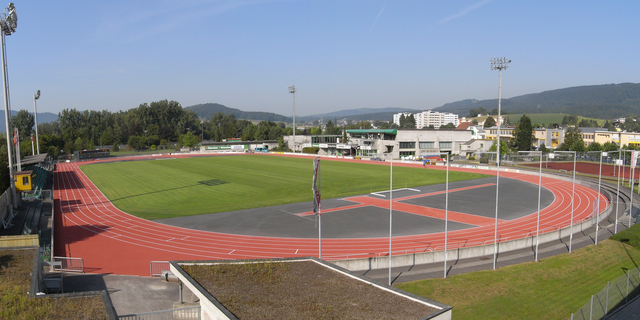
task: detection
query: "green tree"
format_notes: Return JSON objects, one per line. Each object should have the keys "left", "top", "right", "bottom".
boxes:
{"left": 539, "top": 143, "right": 548, "bottom": 153}
{"left": 439, "top": 123, "right": 456, "bottom": 130}
{"left": 513, "top": 114, "right": 533, "bottom": 151}
{"left": 489, "top": 140, "right": 510, "bottom": 156}
{"left": 602, "top": 141, "right": 619, "bottom": 152}
{"left": 603, "top": 121, "right": 616, "bottom": 131}
{"left": 571, "top": 139, "right": 586, "bottom": 152}
{"left": 586, "top": 142, "right": 602, "bottom": 152}
{"left": 484, "top": 116, "right": 496, "bottom": 128}
{"left": 11, "top": 109, "right": 35, "bottom": 140}
{"left": 74, "top": 137, "right": 85, "bottom": 151}
{"left": 181, "top": 132, "right": 198, "bottom": 148}
{"left": 558, "top": 127, "right": 583, "bottom": 151}
{"left": 127, "top": 136, "right": 145, "bottom": 150}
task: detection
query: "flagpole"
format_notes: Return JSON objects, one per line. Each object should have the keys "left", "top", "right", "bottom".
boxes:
{"left": 388, "top": 153, "right": 393, "bottom": 286}
{"left": 312, "top": 157, "right": 322, "bottom": 259}
{"left": 319, "top": 158, "right": 322, "bottom": 259}
{"left": 630, "top": 151, "right": 636, "bottom": 228}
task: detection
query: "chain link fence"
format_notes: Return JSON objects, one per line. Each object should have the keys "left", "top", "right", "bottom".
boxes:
{"left": 570, "top": 267, "right": 640, "bottom": 320}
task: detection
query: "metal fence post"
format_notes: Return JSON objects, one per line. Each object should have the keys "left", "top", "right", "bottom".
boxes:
{"left": 627, "top": 271, "right": 630, "bottom": 304}
{"left": 589, "top": 295, "right": 593, "bottom": 320}
{"left": 606, "top": 281, "right": 610, "bottom": 315}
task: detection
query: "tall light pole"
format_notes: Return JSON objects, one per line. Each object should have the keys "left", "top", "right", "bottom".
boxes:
{"left": 443, "top": 153, "right": 450, "bottom": 278}
{"left": 491, "top": 57, "right": 510, "bottom": 269}
{"left": 613, "top": 150, "right": 623, "bottom": 233}
{"left": 555, "top": 151, "right": 576, "bottom": 252}
{"left": 288, "top": 85, "right": 296, "bottom": 153}
{"left": 33, "top": 90, "right": 40, "bottom": 154}
{"left": 588, "top": 150, "right": 604, "bottom": 245}
{"left": 519, "top": 151, "right": 543, "bottom": 261}
{"left": 200, "top": 120, "right": 204, "bottom": 142}
{"left": 1, "top": 3, "right": 17, "bottom": 211}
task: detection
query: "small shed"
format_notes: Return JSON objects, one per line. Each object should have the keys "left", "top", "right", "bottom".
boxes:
{"left": 15, "top": 170, "right": 33, "bottom": 191}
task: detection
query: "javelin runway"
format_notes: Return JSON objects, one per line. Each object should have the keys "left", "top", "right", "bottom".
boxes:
{"left": 53, "top": 154, "right": 609, "bottom": 276}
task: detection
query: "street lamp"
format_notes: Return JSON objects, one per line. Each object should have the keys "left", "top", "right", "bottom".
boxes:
{"left": 288, "top": 85, "right": 296, "bottom": 153}
{"left": 33, "top": 89, "right": 40, "bottom": 154}
{"left": 553, "top": 151, "right": 576, "bottom": 253}
{"left": 1, "top": 3, "right": 17, "bottom": 214}
{"left": 490, "top": 57, "right": 510, "bottom": 269}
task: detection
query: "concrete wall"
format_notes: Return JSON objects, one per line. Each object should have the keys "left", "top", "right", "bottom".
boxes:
{"left": 0, "top": 234, "right": 39, "bottom": 248}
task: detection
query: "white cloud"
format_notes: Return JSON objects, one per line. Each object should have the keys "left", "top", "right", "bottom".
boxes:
{"left": 365, "top": 6, "right": 385, "bottom": 38}
{"left": 440, "top": 0, "right": 493, "bottom": 24}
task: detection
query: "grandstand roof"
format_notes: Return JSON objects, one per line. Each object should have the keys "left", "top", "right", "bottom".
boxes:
{"left": 15, "top": 153, "right": 48, "bottom": 167}
{"left": 346, "top": 129, "right": 397, "bottom": 135}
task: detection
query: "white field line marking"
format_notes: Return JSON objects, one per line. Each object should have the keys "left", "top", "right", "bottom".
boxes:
{"left": 370, "top": 192, "right": 386, "bottom": 197}
{"left": 229, "top": 250, "right": 235, "bottom": 254}
{"left": 166, "top": 238, "right": 175, "bottom": 241}
{"left": 295, "top": 249, "right": 299, "bottom": 254}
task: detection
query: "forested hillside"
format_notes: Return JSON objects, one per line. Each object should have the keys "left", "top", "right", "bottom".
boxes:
{"left": 186, "top": 103, "right": 291, "bottom": 122}
{"left": 437, "top": 83, "right": 640, "bottom": 119}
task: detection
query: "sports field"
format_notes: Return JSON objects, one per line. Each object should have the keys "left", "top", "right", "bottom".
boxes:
{"left": 79, "top": 155, "right": 490, "bottom": 220}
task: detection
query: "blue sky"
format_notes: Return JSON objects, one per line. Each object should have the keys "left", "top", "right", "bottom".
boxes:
{"left": 5, "top": 0, "right": 640, "bottom": 116}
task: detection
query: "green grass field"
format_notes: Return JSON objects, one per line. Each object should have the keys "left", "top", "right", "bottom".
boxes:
{"left": 80, "top": 155, "right": 489, "bottom": 220}
{"left": 397, "top": 226, "right": 640, "bottom": 319}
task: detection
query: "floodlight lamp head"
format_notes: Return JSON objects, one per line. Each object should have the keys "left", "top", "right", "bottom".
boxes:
{"left": 0, "top": 2, "right": 16, "bottom": 35}
{"left": 288, "top": 85, "right": 296, "bottom": 94}
{"left": 34, "top": 90, "right": 40, "bottom": 100}
{"left": 490, "top": 57, "right": 510, "bottom": 71}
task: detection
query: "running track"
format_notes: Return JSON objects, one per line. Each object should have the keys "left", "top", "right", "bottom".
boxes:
{"left": 53, "top": 154, "right": 609, "bottom": 276}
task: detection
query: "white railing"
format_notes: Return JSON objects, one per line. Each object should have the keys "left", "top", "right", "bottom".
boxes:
{"left": 52, "top": 256, "right": 84, "bottom": 273}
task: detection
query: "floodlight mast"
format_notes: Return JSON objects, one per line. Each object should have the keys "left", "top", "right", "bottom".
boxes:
{"left": 490, "top": 57, "right": 510, "bottom": 270}
{"left": 0, "top": 3, "right": 16, "bottom": 215}
{"left": 34, "top": 90, "right": 40, "bottom": 154}
{"left": 288, "top": 85, "right": 296, "bottom": 153}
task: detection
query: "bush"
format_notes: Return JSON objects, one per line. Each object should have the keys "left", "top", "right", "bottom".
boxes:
{"left": 468, "top": 156, "right": 476, "bottom": 160}
{"left": 150, "top": 145, "right": 156, "bottom": 150}
{"left": 303, "top": 147, "right": 320, "bottom": 154}
{"left": 479, "top": 157, "right": 489, "bottom": 164}
{"left": 112, "top": 143, "right": 119, "bottom": 152}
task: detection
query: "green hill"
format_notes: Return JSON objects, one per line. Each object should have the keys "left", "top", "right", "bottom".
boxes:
{"left": 501, "top": 113, "right": 605, "bottom": 126}
{"left": 437, "top": 83, "right": 640, "bottom": 119}
{"left": 186, "top": 103, "right": 291, "bottom": 122}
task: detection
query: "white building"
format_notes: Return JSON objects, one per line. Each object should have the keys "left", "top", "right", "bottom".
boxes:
{"left": 394, "top": 110, "right": 459, "bottom": 129}
{"left": 346, "top": 129, "right": 473, "bottom": 159}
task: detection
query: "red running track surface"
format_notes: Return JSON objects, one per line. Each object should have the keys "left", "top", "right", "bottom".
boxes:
{"left": 54, "top": 154, "right": 609, "bottom": 276}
